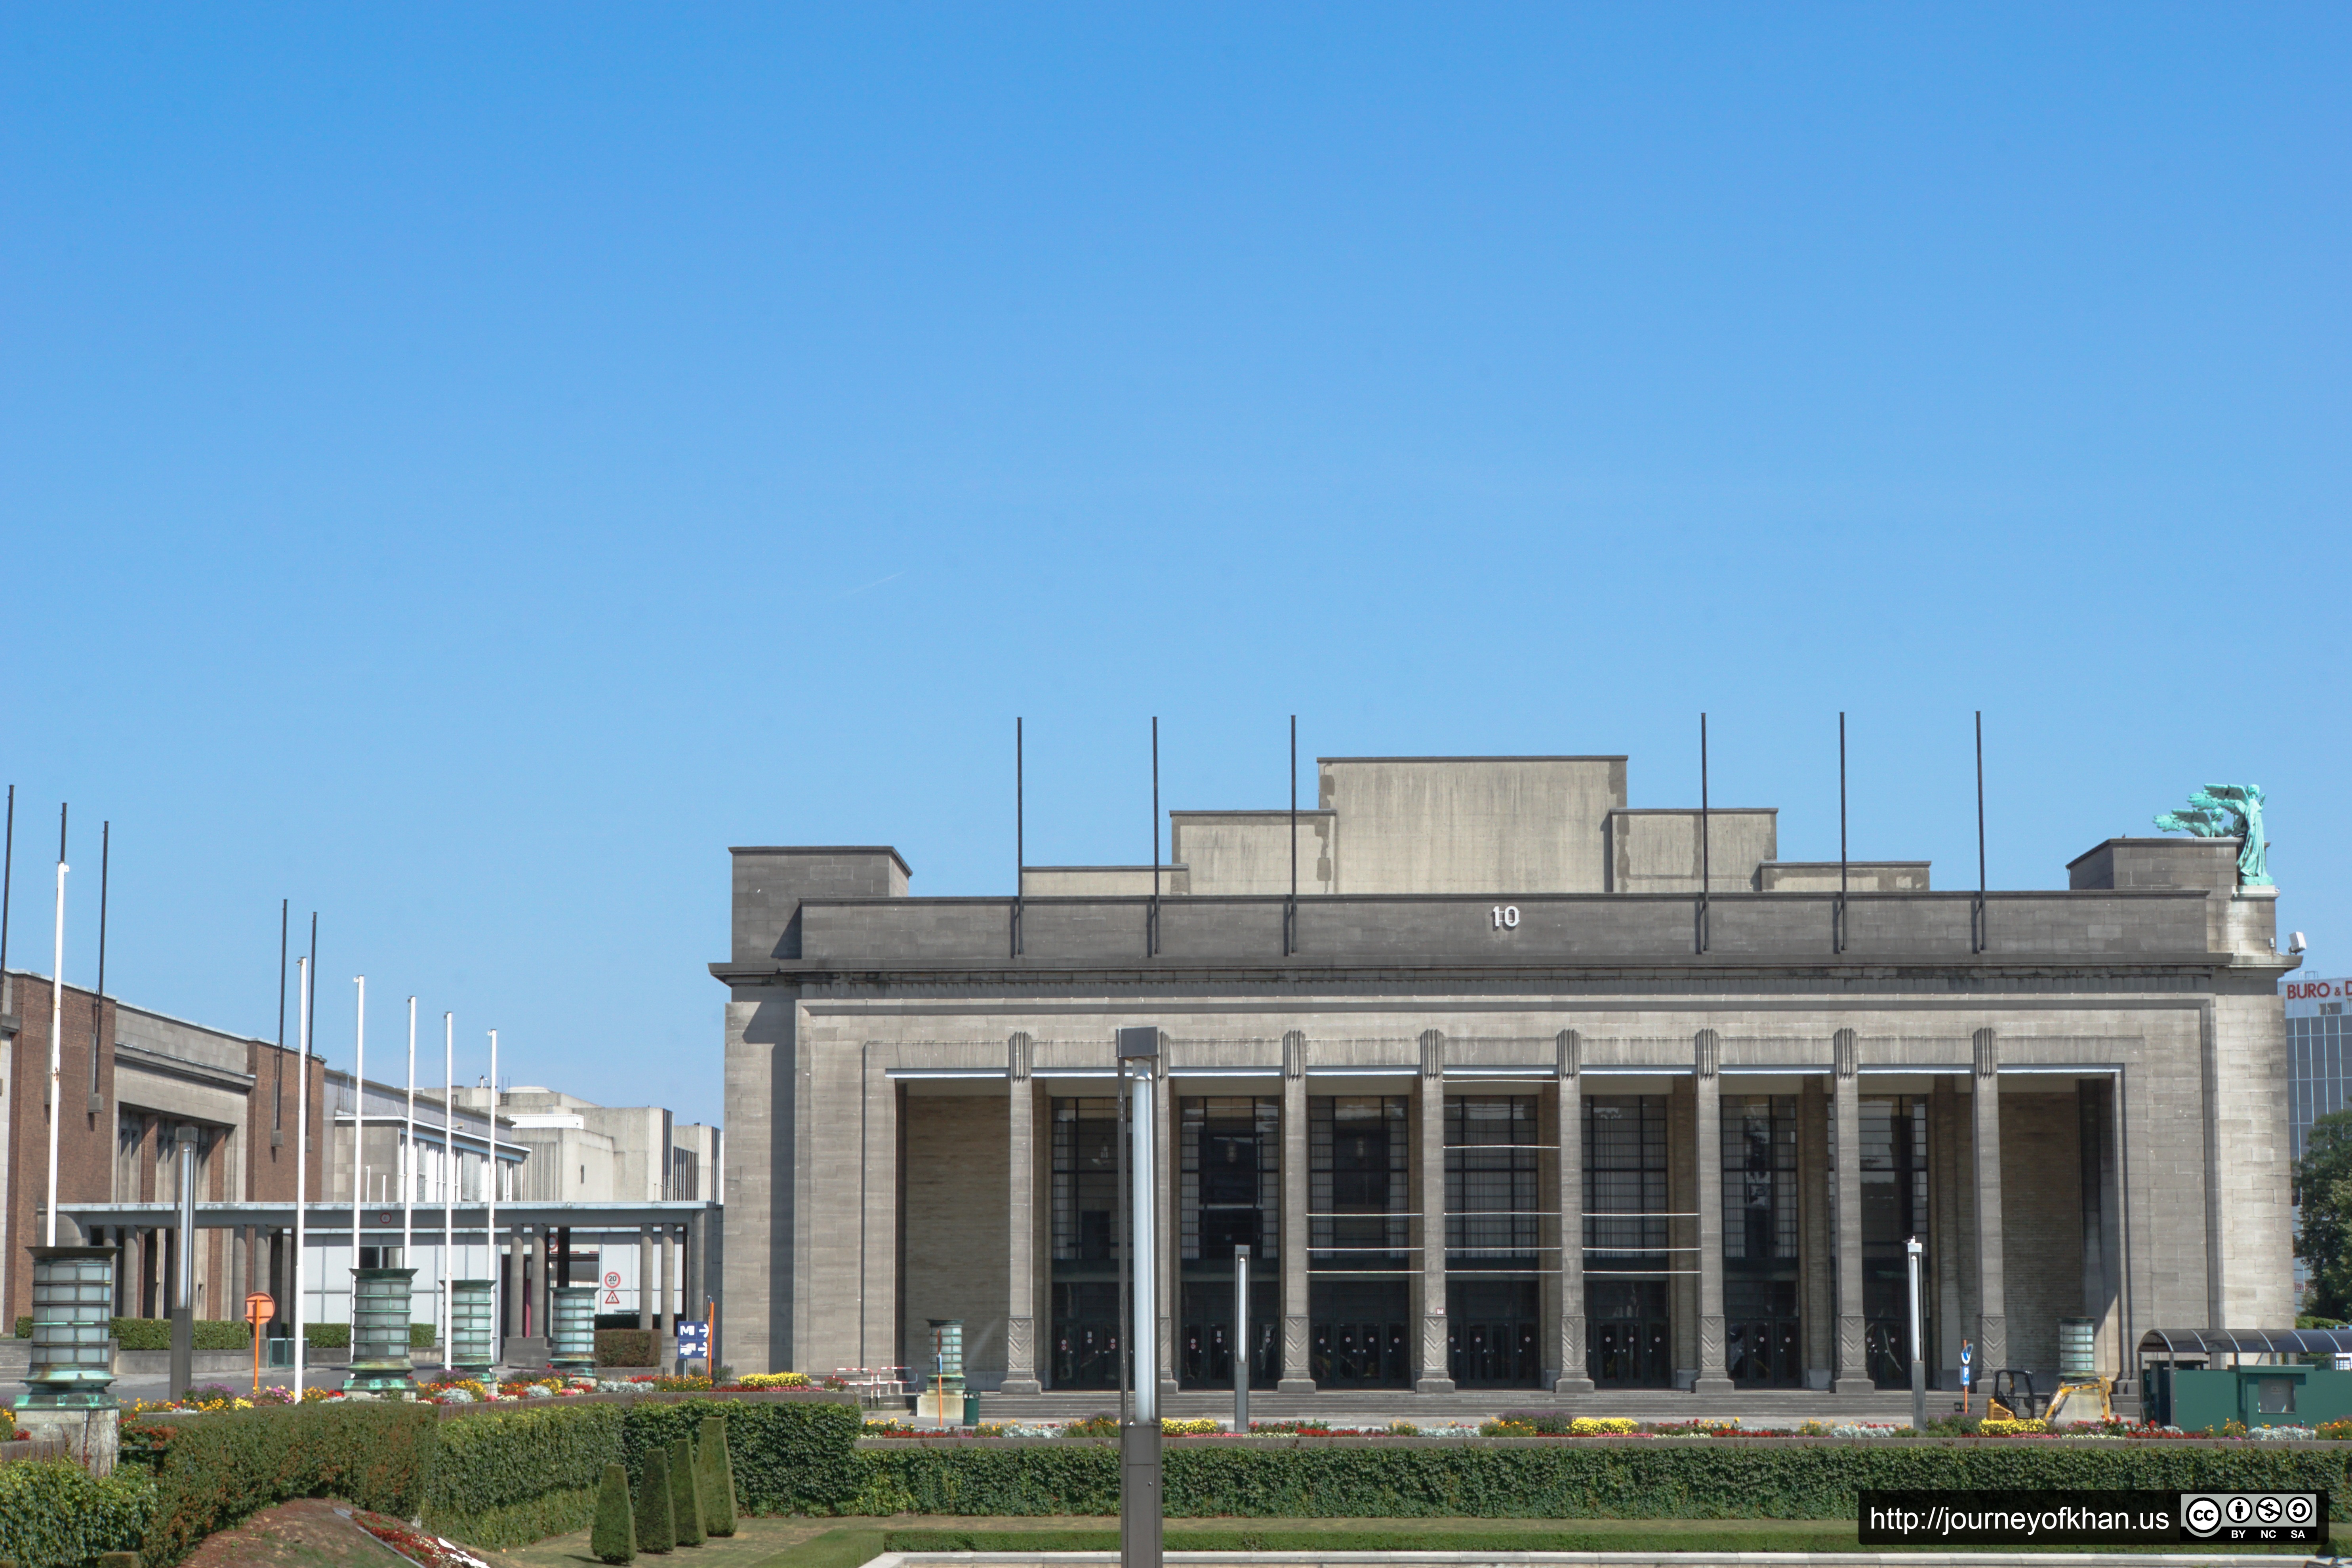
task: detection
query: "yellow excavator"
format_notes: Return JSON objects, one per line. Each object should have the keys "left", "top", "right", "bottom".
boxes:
{"left": 1987, "top": 1369, "right": 2113, "bottom": 1427}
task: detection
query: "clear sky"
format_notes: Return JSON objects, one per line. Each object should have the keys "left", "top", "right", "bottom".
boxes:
{"left": 2, "top": 6, "right": 2344, "bottom": 1126}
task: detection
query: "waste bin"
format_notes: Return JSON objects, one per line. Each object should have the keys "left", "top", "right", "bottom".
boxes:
{"left": 963, "top": 1392, "right": 980, "bottom": 1427}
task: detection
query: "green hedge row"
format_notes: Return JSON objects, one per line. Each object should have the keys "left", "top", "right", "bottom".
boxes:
{"left": 0, "top": 1460, "right": 156, "bottom": 1568}
{"left": 597, "top": 1328, "right": 655, "bottom": 1366}
{"left": 131, "top": 1401, "right": 438, "bottom": 1567}
{"left": 10, "top": 1317, "right": 252, "bottom": 1350}
{"left": 122, "top": 1396, "right": 864, "bottom": 1561}
{"left": 884, "top": 1527, "right": 1870, "bottom": 1553}
{"left": 291, "top": 1322, "right": 436, "bottom": 1350}
{"left": 855, "top": 1441, "right": 2352, "bottom": 1519}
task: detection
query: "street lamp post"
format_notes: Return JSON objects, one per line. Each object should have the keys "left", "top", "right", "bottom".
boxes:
{"left": 1905, "top": 1235, "right": 1927, "bottom": 1431}
{"left": 1115, "top": 1026, "right": 1162, "bottom": 1568}
{"left": 1233, "top": 1244, "right": 1250, "bottom": 1435}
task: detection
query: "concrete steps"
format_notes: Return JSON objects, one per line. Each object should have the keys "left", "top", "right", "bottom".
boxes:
{"left": 975, "top": 1387, "right": 1944, "bottom": 1423}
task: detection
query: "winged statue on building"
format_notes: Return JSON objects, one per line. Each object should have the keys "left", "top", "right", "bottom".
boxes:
{"left": 2154, "top": 783, "right": 2272, "bottom": 887}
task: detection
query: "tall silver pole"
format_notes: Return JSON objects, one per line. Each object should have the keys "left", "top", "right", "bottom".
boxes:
{"left": 43, "top": 808, "right": 66, "bottom": 1245}
{"left": 487, "top": 1028, "right": 500, "bottom": 1370}
{"left": 443, "top": 1012, "right": 454, "bottom": 1359}
{"left": 172, "top": 1129, "right": 197, "bottom": 1396}
{"left": 1115, "top": 1026, "right": 1162, "bottom": 1568}
{"left": 1906, "top": 1234, "right": 1927, "bottom": 1430}
{"left": 293, "top": 955, "right": 310, "bottom": 1397}
{"left": 1233, "top": 1244, "right": 1250, "bottom": 1433}
{"left": 352, "top": 976, "right": 366, "bottom": 1321}
{"left": 403, "top": 996, "right": 416, "bottom": 1268}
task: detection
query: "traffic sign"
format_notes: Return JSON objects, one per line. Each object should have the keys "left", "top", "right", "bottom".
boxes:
{"left": 604, "top": 1271, "right": 621, "bottom": 1288}
{"left": 244, "top": 1292, "right": 275, "bottom": 1324}
{"left": 677, "top": 1321, "right": 710, "bottom": 1356}
{"left": 604, "top": 1290, "right": 620, "bottom": 1305}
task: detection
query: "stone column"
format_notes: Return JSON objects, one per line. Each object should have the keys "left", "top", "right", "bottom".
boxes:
{"left": 1002, "top": 1033, "right": 1042, "bottom": 1394}
{"left": 1692, "top": 1030, "right": 1731, "bottom": 1395}
{"left": 1832, "top": 1031, "right": 1872, "bottom": 1394}
{"left": 638, "top": 1229, "right": 654, "bottom": 1332}
{"left": 1797, "top": 1080, "right": 1830, "bottom": 1385}
{"left": 661, "top": 1225, "right": 677, "bottom": 1334}
{"left": 1414, "top": 1029, "right": 1454, "bottom": 1392}
{"left": 1554, "top": 1030, "right": 1593, "bottom": 1393}
{"left": 1971, "top": 1029, "right": 2006, "bottom": 1374}
{"left": 1279, "top": 1031, "right": 1313, "bottom": 1391}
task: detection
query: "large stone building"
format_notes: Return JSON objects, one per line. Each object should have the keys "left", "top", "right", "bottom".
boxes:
{"left": 716, "top": 754, "right": 2293, "bottom": 1403}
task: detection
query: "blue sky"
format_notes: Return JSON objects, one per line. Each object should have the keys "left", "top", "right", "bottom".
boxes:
{"left": 2, "top": 5, "right": 2343, "bottom": 1125}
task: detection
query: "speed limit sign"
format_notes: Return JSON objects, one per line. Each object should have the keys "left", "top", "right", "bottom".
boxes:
{"left": 604, "top": 1271, "right": 621, "bottom": 1288}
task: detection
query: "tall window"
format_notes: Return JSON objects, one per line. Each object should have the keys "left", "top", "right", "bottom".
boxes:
{"left": 1446, "top": 1095, "right": 1538, "bottom": 1264}
{"left": 1051, "top": 1098, "right": 1121, "bottom": 1261}
{"left": 1181, "top": 1097, "right": 1279, "bottom": 1260}
{"left": 1721, "top": 1096, "right": 1798, "bottom": 1261}
{"left": 1583, "top": 1096, "right": 1668, "bottom": 1269}
{"left": 1309, "top": 1096, "right": 1407, "bottom": 1266}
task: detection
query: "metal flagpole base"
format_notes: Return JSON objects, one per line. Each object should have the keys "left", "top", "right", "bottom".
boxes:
{"left": 1119, "top": 1417, "right": 1163, "bottom": 1568}
{"left": 1911, "top": 1362, "right": 1927, "bottom": 1430}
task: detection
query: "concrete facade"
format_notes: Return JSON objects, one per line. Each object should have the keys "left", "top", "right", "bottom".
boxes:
{"left": 715, "top": 753, "right": 2296, "bottom": 1405}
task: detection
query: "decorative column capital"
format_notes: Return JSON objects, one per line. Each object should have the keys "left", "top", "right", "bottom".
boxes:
{"left": 1973, "top": 1028, "right": 1999, "bottom": 1078}
{"left": 1833, "top": 1029, "right": 1858, "bottom": 1080}
{"left": 1556, "top": 1029, "right": 1581, "bottom": 1080}
{"left": 1282, "top": 1030, "right": 1306, "bottom": 1080}
{"left": 1008, "top": 1032, "right": 1032, "bottom": 1082}
{"left": 1694, "top": 1029, "right": 1720, "bottom": 1079}
{"left": 1418, "top": 1029, "right": 1444, "bottom": 1078}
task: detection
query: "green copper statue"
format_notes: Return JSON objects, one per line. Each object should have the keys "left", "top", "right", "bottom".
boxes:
{"left": 2154, "top": 783, "right": 2271, "bottom": 887}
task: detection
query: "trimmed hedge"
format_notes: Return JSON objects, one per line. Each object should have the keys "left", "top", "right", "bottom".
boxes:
{"left": 422, "top": 1398, "right": 864, "bottom": 1549}
{"left": 130, "top": 1401, "right": 436, "bottom": 1566}
{"left": 598, "top": 1328, "right": 655, "bottom": 1366}
{"left": 11, "top": 1316, "right": 250, "bottom": 1350}
{"left": 426, "top": 1402, "right": 625, "bottom": 1548}
{"left": 855, "top": 1440, "right": 2352, "bottom": 1519}
{"left": 885, "top": 1527, "right": 1871, "bottom": 1553}
{"left": 0, "top": 1460, "right": 156, "bottom": 1568}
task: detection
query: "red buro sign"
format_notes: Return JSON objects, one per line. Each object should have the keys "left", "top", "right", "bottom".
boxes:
{"left": 2286, "top": 981, "right": 2348, "bottom": 1000}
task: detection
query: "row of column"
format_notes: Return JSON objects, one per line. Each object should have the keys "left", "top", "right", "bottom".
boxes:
{"left": 997, "top": 1027, "right": 2008, "bottom": 1395}
{"left": 502, "top": 1219, "right": 707, "bottom": 1340}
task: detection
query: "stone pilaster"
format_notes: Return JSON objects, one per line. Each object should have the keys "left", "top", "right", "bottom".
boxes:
{"left": 1971, "top": 1029, "right": 2006, "bottom": 1373}
{"left": 1833, "top": 1029, "right": 1872, "bottom": 1394}
{"left": 1156, "top": 1052, "right": 1178, "bottom": 1402}
{"left": 1553, "top": 1029, "right": 1592, "bottom": 1393}
{"left": 1692, "top": 1030, "right": 1731, "bottom": 1395}
{"left": 1414, "top": 1029, "right": 1454, "bottom": 1392}
{"left": 1278, "top": 1030, "right": 1314, "bottom": 1391}
{"left": 1002, "top": 1033, "right": 1042, "bottom": 1394}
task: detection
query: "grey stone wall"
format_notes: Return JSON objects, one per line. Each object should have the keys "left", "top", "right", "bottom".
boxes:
{"left": 1998, "top": 1088, "right": 2084, "bottom": 1374}
{"left": 901, "top": 1094, "right": 1011, "bottom": 1385}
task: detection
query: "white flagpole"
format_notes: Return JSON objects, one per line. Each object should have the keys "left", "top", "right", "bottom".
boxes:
{"left": 352, "top": 976, "right": 366, "bottom": 1331}
{"left": 43, "top": 806, "right": 66, "bottom": 1246}
{"left": 293, "top": 954, "right": 310, "bottom": 1398}
{"left": 403, "top": 996, "right": 416, "bottom": 1267}
{"left": 443, "top": 1011, "right": 454, "bottom": 1361}
{"left": 486, "top": 1028, "right": 500, "bottom": 1370}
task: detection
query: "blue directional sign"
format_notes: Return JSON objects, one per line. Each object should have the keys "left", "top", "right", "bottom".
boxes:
{"left": 677, "top": 1321, "right": 710, "bottom": 1358}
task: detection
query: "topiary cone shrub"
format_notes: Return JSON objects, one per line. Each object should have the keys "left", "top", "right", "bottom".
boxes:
{"left": 632, "top": 1443, "right": 674, "bottom": 1553}
{"left": 695, "top": 1416, "right": 736, "bottom": 1537}
{"left": 669, "top": 1436, "right": 705, "bottom": 1547}
{"left": 591, "top": 1461, "right": 637, "bottom": 1564}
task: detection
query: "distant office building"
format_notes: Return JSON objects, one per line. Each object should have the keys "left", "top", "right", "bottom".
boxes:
{"left": 2286, "top": 975, "right": 2350, "bottom": 1165}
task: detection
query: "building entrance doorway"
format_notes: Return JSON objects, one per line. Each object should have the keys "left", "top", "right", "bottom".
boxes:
{"left": 1180, "top": 1280, "right": 1279, "bottom": 1388}
{"left": 1586, "top": 1278, "right": 1670, "bottom": 1387}
{"left": 1309, "top": 1280, "right": 1410, "bottom": 1387}
{"left": 1447, "top": 1279, "right": 1540, "bottom": 1387}
{"left": 1051, "top": 1282, "right": 1121, "bottom": 1390}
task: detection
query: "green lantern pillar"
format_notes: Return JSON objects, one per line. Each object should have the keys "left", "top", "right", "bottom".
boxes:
{"left": 448, "top": 1279, "right": 496, "bottom": 1379}
{"left": 344, "top": 1267, "right": 419, "bottom": 1398}
{"left": 16, "top": 1246, "right": 118, "bottom": 1410}
{"left": 551, "top": 1284, "right": 598, "bottom": 1376}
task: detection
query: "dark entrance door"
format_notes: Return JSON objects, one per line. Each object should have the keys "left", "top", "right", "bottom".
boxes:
{"left": 1586, "top": 1278, "right": 1670, "bottom": 1387}
{"left": 1051, "top": 1282, "right": 1121, "bottom": 1390}
{"left": 1309, "top": 1280, "right": 1410, "bottom": 1387}
{"left": 1180, "top": 1280, "right": 1279, "bottom": 1388}
{"left": 1447, "top": 1279, "right": 1540, "bottom": 1387}
{"left": 1725, "top": 1280, "right": 1802, "bottom": 1387}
